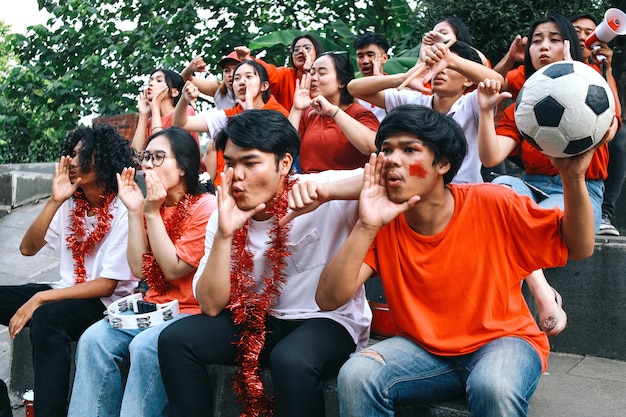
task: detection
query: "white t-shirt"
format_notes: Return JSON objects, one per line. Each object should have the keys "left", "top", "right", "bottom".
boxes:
{"left": 199, "top": 109, "right": 228, "bottom": 139}
{"left": 357, "top": 98, "right": 387, "bottom": 123}
{"left": 384, "top": 88, "right": 483, "bottom": 184}
{"left": 44, "top": 196, "right": 138, "bottom": 306}
{"left": 193, "top": 170, "right": 371, "bottom": 349}
{"left": 213, "top": 88, "right": 237, "bottom": 111}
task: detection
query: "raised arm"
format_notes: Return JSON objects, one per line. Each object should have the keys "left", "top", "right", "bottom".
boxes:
{"left": 116, "top": 167, "right": 149, "bottom": 277}
{"left": 172, "top": 81, "right": 211, "bottom": 132}
{"left": 288, "top": 73, "right": 312, "bottom": 130}
{"left": 492, "top": 35, "right": 527, "bottom": 92}
{"left": 280, "top": 167, "right": 365, "bottom": 226}
{"left": 181, "top": 56, "right": 220, "bottom": 97}
{"left": 476, "top": 79, "right": 517, "bottom": 167}
{"left": 347, "top": 73, "right": 405, "bottom": 109}
{"left": 131, "top": 90, "right": 152, "bottom": 152}
{"left": 141, "top": 170, "right": 196, "bottom": 280}
{"left": 423, "top": 43, "right": 504, "bottom": 86}
{"left": 195, "top": 168, "right": 268, "bottom": 316}
{"left": 20, "top": 156, "right": 79, "bottom": 255}
{"left": 316, "top": 154, "right": 420, "bottom": 310}
{"left": 549, "top": 132, "right": 619, "bottom": 260}
{"left": 310, "top": 95, "right": 377, "bottom": 154}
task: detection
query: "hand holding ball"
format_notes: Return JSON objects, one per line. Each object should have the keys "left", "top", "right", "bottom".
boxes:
{"left": 514, "top": 61, "right": 615, "bottom": 158}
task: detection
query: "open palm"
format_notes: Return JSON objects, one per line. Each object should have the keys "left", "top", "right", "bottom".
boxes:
{"left": 359, "top": 153, "right": 420, "bottom": 228}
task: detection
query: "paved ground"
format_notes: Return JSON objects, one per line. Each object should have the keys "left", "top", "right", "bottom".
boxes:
{"left": 1, "top": 199, "right": 626, "bottom": 416}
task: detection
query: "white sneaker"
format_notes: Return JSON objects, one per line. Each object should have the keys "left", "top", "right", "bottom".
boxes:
{"left": 597, "top": 215, "right": 620, "bottom": 236}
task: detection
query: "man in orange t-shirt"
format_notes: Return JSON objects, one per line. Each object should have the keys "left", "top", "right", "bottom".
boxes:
{"left": 316, "top": 105, "right": 596, "bottom": 416}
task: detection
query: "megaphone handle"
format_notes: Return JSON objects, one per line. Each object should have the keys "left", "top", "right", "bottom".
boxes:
{"left": 592, "top": 44, "right": 607, "bottom": 62}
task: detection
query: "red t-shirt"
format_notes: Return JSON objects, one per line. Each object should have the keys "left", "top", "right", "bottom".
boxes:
{"left": 496, "top": 104, "right": 609, "bottom": 180}
{"left": 506, "top": 66, "right": 526, "bottom": 101}
{"left": 365, "top": 184, "right": 566, "bottom": 371}
{"left": 298, "top": 102, "right": 379, "bottom": 173}
{"left": 144, "top": 193, "right": 217, "bottom": 314}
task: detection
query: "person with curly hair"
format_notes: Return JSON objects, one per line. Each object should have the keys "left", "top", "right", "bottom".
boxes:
{"left": 68, "top": 127, "right": 217, "bottom": 417}
{"left": 0, "top": 124, "right": 138, "bottom": 417}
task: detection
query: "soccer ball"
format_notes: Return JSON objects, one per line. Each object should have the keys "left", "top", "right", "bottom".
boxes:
{"left": 514, "top": 61, "right": 615, "bottom": 158}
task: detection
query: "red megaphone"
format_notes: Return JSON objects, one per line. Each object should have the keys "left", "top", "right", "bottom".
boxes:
{"left": 585, "top": 8, "right": 626, "bottom": 49}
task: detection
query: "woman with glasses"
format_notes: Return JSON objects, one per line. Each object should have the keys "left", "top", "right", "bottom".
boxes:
{"left": 289, "top": 51, "right": 379, "bottom": 173}
{"left": 237, "top": 34, "right": 324, "bottom": 110}
{"left": 68, "top": 127, "right": 217, "bottom": 417}
{"left": 173, "top": 60, "right": 288, "bottom": 185}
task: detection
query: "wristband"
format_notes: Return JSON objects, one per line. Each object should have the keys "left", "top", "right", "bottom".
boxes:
{"left": 332, "top": 107, "right": 340, "bottom": 118}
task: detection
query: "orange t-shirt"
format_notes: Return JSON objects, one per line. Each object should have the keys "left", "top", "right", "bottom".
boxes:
{"left": 496, "top": 103, "right": 609, "bottom": 180}
{"left": 144, "top": 193, "right": 217, "bottom": 314}
{"left": 365, "top": 184, "right": 566, "bottom": 371}
{"left": 213, "top": 96, "right": 289, "bottom": 185}
{"left": 255, "top": 57, "right": 299, "bottom": 111}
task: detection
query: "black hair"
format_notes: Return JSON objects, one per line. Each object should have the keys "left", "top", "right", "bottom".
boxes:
{"left": 232, "top": 60, "right": 271, "bottom": 103}
{"left": 147, "top": 127, "right": 213, "bottom": 195}
{"left": 61, "top": 124, "right": 135, "bottom": 193}
{"left": 289, "top": 34, "right": 324, "bottom": 68}
{"left": 448, "top": 40, "right": 482, "bottom": 65}
{"left": 375, "top": 105, "right": 467, "bottom": 185}
{"left": 354, "top": 33, "right": 390, "bottom": 52}
{"left": 435, "top": 17, "right": 474, "bottom": 46}
{"left": 215, "top": 110, "right": 300, "bottom": 171}
{"left": 569, "top": 13, "right": 598, "bottom": 24}
{"left": 318, "top": 52, "right": 355, "bottom": 105}
{"left": 151, "top": 68, "right": 185, "bottom": 106}
{"left": 524, "top": 14, "right": 583, "bottom": 78}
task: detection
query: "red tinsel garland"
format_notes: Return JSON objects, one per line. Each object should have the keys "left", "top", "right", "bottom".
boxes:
{"left": 66, "top": 191, "right": 116, "bottom": 284}
{"left": 229, "top": 175, "right": 295, "bottom": 417}
{"left": 141, "top": 193, "right": 200, "bottom": 295}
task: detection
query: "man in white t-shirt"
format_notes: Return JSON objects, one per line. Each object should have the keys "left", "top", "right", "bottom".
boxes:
{"left": 354, "top": 32, "right": 390, "bottom": 122}
{"left": 348, "top": 40, "right": 503, "bottom": 184}
{"left": 0, "top": 125, "right": 137, "bottom": 417}
{"left": 158, "top": 110, "right": 370, "bottom": 417}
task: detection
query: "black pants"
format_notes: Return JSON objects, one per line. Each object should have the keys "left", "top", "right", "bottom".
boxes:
{"left": 158, "top": 311, "right": 356, "bottom": 417}
{"left": 603, "top": 126, "right": 626, "bottom": 219}
{"left": 0, "top": 283, "right": 106, "bottom": 417}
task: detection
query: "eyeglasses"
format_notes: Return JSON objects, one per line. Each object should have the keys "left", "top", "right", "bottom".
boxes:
{"left": 138, "top": 150, "right": 169, "bottom": 167}
{"left": 292, "top": 45, "right": 314, "bottom": 53}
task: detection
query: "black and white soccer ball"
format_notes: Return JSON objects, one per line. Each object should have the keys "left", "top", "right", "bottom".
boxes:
{"left": 514, "top": 61, "right": 615, "bottom": 158}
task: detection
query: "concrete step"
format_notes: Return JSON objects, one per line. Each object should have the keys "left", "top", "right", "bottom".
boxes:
{"left": 0, "top": 164, "right": 54, "bottom": 217}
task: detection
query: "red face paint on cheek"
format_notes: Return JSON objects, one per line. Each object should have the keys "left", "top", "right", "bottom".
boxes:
{"left": 409, "top": 162, "right": 428, "bottom": 178}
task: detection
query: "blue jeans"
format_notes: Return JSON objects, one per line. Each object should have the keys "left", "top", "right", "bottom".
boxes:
{"left": 337, "top": 336, "right": 542, "bottom": 417}
{"left": 491, "top": 174, "right": 604, "bottom": 232}
{"left": 67, "top": 314, "right": 189, "bottom": 417}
